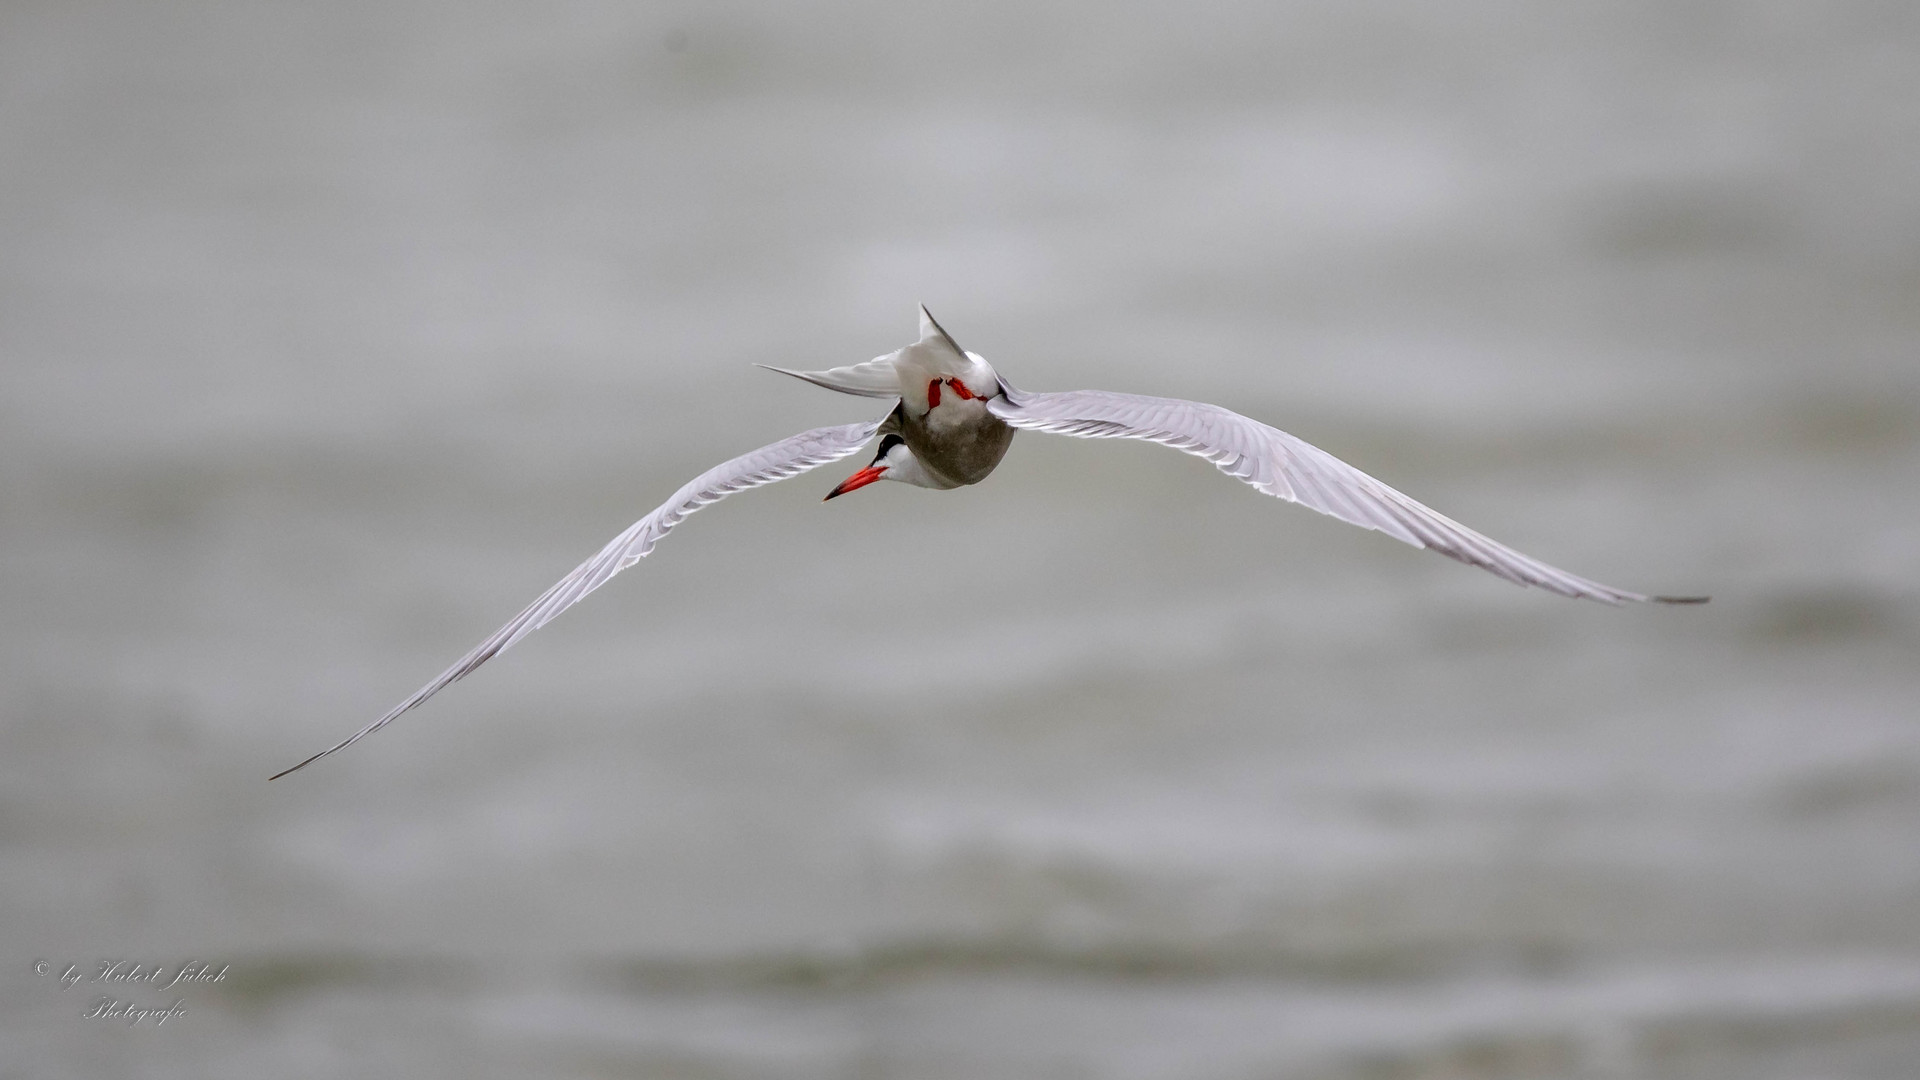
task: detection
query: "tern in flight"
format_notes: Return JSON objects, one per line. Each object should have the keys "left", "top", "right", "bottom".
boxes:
{"left": 273, "top": 307, "right": 1704, "bottom": 778}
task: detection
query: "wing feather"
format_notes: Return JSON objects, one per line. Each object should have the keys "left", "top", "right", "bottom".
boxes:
{"left": 272, "top": 420, "right": 882, "bottom": 779}
{"left": 988, "top": 386, "right": 1704, "bottom": 606}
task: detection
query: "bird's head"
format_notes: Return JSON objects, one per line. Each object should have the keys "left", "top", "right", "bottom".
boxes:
{"left": 824, "top": 434, "right": 940, "bottom": 499}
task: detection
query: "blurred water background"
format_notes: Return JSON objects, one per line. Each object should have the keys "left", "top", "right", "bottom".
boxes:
{"left": 4, "top": 2, "right": 1918, "bottom": 1077}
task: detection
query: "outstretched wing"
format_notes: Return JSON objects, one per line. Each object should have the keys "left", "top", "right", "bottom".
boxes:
{"left": 988, "top": 385, "right": 1704, "bottom": 605}
{"left": 272, "top": 420, "right": 883, "bottom": 779}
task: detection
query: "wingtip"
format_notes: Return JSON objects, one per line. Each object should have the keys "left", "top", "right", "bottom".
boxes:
{"left": 270, "top": 738, "right": 352, "bottom": 780}
{"left": 267, "top": 753, "right": 320, "bottom": 782}
{"left": 1652, "top": 594, "right": 1711, "bottom": 605}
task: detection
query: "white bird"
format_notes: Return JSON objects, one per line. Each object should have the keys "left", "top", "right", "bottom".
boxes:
{"left": 272, "top": 306, "right": 1705, "bottom": 779}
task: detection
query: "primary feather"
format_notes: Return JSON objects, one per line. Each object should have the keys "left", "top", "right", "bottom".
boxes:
{"left": 271, "top": 420, "right": 881, "bottom": 779}
{"left": 987, "top": 385, "right": 1706, "bottom": 605}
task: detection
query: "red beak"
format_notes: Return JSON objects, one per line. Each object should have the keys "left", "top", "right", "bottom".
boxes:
{"left": 824, "top": 465, "right": 887, "bottom": 501}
